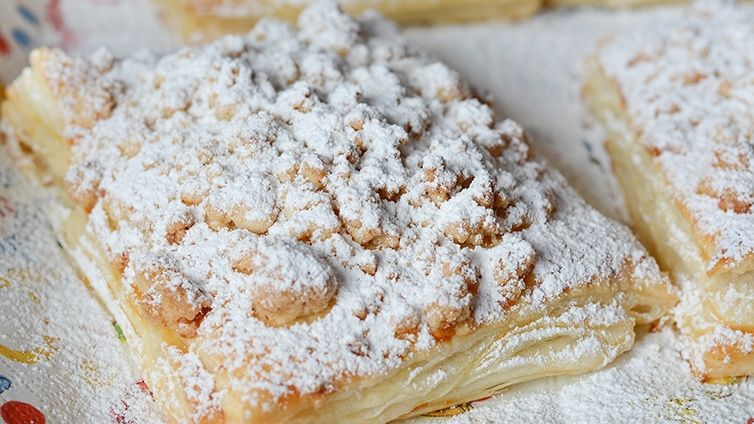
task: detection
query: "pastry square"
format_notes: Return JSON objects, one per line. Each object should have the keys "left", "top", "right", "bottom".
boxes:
{"left": 2, "top": 2, "right": 674, "bottom": 422}
{"left": 584, "top": 4, "right": 754, "bottom": 381}
{"left": 155, "top": 0, "right": 541, "bottom": 42}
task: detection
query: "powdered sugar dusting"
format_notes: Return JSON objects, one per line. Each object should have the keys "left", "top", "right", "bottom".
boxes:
{"left": 6, "top": 1, "right": 668, "bottom": 417}
{"left": 598, "top": 2, "right": 754, "bottom": 273}
{"left": 0, "top": 155, "right": 164, "bottom": 423}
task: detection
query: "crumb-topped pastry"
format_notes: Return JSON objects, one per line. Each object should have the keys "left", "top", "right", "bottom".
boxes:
{"left": 155, "top": 0, "right": 540, "bottom": 42}
{"left": 584, "top": 3, "right": 754, "bottom": 381}
{"left": 2, "top": 2, "right": 674, "bottom": 422}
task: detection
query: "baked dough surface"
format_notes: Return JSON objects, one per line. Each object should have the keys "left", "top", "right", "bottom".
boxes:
{"left": 2, "top": 2, "right": 674, "bottom": 422}
{"left": 584, "top": 3, "right": 754, "bottom": 381}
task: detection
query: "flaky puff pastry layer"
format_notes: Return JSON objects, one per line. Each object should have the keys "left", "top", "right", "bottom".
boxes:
{"left": 2, "top": 3, "right": 674, "bottom": 422}
{"left": 583, "top": 3, "right": 754, "bottom": 381}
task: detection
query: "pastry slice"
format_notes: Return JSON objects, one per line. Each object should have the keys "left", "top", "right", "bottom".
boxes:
{"left": 2, "top": 2, "right": 674, "bottom": 422}
{"left": 155, "top": 0, "right": 541, "bottom": 42}
{"left": 583, "top": 3, "right": 754, "bottom": 381}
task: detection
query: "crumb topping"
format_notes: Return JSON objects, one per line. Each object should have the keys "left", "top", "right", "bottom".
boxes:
{"left": 26, "top": 1, "right": 662, "bottom": 413}
{"left": 598, "top": 3, "right": 754, "bottom": 274}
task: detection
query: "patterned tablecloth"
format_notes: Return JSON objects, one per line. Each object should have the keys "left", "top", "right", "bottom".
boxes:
{"left": 1, "top": 1, "right": 753, "bottom": 423}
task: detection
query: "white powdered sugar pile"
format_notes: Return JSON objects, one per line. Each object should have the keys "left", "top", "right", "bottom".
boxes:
{"left": 9, "top": 0, "right": 667, "bottom": 415}
{"left": 597, "top": 2, "right": 754, "bottom": 273}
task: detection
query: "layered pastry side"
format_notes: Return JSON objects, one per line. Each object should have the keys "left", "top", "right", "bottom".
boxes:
{"left": 155, "top": 0, "right": 541, "bottom": 42}
{"left": 584, "top": 4, "right": 754, "bottom": 381}
{"left": 2, "top": 2, "right": 675, "bottom": 423}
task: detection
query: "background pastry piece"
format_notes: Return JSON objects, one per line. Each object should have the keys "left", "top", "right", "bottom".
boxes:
{"left": 154, "top": 0, "right": 728, "bottom": 43}
{"left": 583, "top": 2, "right": 754, "bottom": 381}
{"left": 546, "top": 0, "right": 685, "bottom": 7}
{"left": 157, "top": 0, "right": 542, "bottom": 42}
{"left": 2, "top": 1, "right": 675, "bottom": 422}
